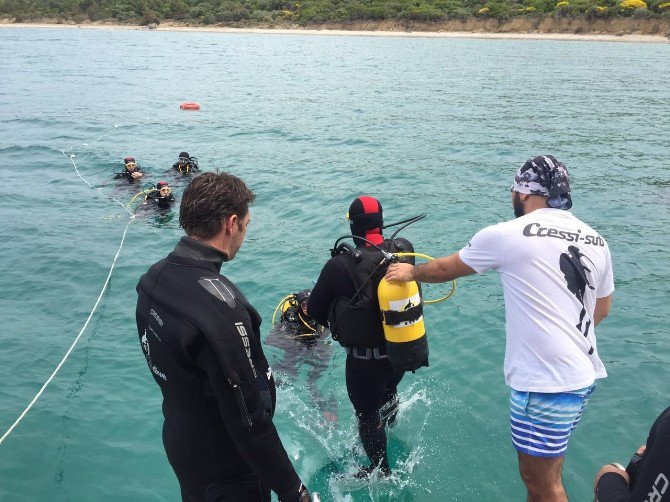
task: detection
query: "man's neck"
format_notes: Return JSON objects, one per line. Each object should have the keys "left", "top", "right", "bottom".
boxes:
{"left": 524, "top": 196, "right": 550, "bottom": 214}
{"left": 187, "top": 234, "right": 230, "bottom": 261}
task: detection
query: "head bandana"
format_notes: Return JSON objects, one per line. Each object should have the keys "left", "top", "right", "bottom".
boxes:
{"left": 512, "top": 155, "right": 573, "bottom": 210}
{"left": 348, "top": 196, "right": 383, "bottom": 247}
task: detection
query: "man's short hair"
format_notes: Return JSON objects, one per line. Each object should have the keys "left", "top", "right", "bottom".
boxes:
{"left": 179, "top": 172, "right": 255, "bottom": 239}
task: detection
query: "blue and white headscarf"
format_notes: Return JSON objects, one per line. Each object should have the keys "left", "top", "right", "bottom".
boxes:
{"left": 512, "top": 155, "right": 573, "bottom": 210}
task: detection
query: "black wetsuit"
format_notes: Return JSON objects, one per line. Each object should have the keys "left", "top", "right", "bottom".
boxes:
{"left": 308, "top": 238, "right": 413, "bottom": 472}
{"left": 281, "top": 306, "right": 322, "bottom": 340}
{"left": 135, "top": 237, "right": 301, "bottom": 502}
{"left": 145, "top": 191, "right": 175, "bottom": 209}
{"left": 596, "top": 406, "right": 670, "bottom": 502}
{"left": 265, "top": 307, "right": 333, "bottom": 417}
{"left": 114, "top": 168, "right": 143, "bottom": 182}
{"left": 173, "top": 160, "right": 199, "bottom": 173}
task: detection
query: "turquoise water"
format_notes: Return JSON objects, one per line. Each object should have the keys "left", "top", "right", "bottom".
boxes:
{"left": 0, "top": 26, "right": 669, "bottom": 501}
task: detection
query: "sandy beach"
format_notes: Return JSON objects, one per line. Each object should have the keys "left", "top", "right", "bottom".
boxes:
{"left": 2, "top": 20, "right": 669, "bottom": 43}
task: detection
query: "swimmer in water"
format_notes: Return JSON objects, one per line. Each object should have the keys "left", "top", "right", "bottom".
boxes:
{"left": 172, "top": 151, "right": 199, "bottom": 174}
{"left": 115, "top": 156, "right": 144, "bottom": 182}
{"left": 144, "top": 181, "right": 175, "bottom": 209}
{"left": 266, "top": 289, "right": 336, "bottom": 424}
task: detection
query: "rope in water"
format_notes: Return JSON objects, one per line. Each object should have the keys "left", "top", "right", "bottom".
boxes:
{"left": 0, "top": 216, "right": 133, "bottom": 446}
{"left": 63, "top": 148, "right": 134, "bottom": 216}
{"left": 0, "top": 130, "right": 136, "bottom": 446}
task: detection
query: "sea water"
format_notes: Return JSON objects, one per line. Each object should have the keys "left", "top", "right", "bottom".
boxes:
{"left": 0, "top": 27, "right": 668, "bottom": 501}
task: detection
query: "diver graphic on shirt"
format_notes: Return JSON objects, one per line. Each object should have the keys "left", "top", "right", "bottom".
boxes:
{"left": 560, "top": 245, "right": 596, "bottom": 350}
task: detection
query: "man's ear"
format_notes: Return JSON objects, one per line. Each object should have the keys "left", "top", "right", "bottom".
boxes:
{"left": 224, "top": 214, "right": 238, "bottom": 234}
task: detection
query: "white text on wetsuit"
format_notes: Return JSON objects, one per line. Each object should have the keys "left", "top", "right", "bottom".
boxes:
{"left": 235, "top": 322, "right": 257, "bottom": 377}
{"left": 150, "top": 308, "right": 164, "bottom": 326}
{"left": 646, "top": 473, "right": 668, "bottom": 502}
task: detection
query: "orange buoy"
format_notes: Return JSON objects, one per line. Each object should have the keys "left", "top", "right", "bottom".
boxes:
{"left": 180, "top": 102, "right": 200, "bottom": 110}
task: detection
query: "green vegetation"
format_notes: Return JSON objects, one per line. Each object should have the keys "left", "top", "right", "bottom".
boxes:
{"left": 2, "top": 0, "right": 669, "bottom": 25}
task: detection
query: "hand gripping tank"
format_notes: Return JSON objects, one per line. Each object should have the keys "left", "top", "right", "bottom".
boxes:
{"left": 329, "top": 238, "right": 415, "bottom": 352}
{"left": 378, "top": 277, "right": 429, "bottom": 372}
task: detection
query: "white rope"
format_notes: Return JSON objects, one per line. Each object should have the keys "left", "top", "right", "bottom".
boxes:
{"left": 0, "top": 128, "right": 137, "bottom": 446}
{"left": 82, "top": 121, "right": 129, "bottom": 147}
{"left": 0, "top": 215, "right": 134, "bottom": 445}
{"left": 61, "top": 150, "right": 134, "bottom": 216}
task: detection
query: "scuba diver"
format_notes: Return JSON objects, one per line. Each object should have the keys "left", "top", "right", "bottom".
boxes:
{"left": 266, "top": 289, "right": 336, "bottom": 423}
{"left": 114, "top": 156, "right": 144, "bottom": 182}
{"left": 128, "top": 181, "right": 175, "bottom": 213}
{"left": 307, "top": 196, "right": 424, "bottom": 478}
{"left": 172, "top": 151, "right": 199, "bottom": 174}
{"left": 279, "top": 290, "right": 325, "bottom": 340}
{"left": 144, "top": 181, "right": 175, "bottom": 209}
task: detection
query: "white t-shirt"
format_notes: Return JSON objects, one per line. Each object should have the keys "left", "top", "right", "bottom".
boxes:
{"left": 459, "top": 208, "right": 614, "bottom": 393}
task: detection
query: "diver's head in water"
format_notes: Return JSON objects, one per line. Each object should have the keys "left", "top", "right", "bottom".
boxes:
{"left": 124, "top": 157, "right": 137, "bottom": 172}
{"left": 295, "top": 289, "right": 311, "bottom": 315}
{"left": 156, "top": 181, "right": 173, "bottom": 202}
{"left": 177, "top": 152, "right": 190, "bottom": 167}
{"left": 347, "top": 196, "right": 383, "bottom": 247}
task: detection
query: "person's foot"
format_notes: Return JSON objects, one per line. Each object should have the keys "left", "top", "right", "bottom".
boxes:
{"left": 353, "top": 464, "right": 391, "bottom": 479}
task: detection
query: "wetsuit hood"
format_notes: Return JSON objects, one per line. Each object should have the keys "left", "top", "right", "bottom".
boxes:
{"left": 348, "top": 196, "right": 384, "bottom": 247}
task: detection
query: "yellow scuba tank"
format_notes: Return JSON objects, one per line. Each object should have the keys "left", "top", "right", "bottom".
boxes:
{"left": 377, "top": 277, "right": 429, "bottom": 371}
{"left": 281, "top": 295, "right": 297, "bottom": 317}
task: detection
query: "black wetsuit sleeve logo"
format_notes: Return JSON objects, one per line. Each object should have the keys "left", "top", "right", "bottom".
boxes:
{"left": 559, "top": 245, "right": 596, "bottom": 354}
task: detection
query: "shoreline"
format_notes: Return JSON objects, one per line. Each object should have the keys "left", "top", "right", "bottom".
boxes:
{"left": 1, "top": 20, "right": 669, "bottom": 43}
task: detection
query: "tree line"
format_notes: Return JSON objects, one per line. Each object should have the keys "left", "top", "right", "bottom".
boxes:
{"left": 2, "top": 0, "right": 669, "bottom": 25}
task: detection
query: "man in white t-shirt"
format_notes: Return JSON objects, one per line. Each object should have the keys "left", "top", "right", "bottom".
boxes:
{"left": 386, "top": 155, "right": 614, "bottom": 502}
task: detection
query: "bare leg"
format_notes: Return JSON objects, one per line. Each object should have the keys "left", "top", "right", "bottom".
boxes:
{"left": 517, "top": 451, "right": 568, "bottom": 502}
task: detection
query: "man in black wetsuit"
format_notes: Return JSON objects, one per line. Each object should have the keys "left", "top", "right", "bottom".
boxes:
{"left": 280, "top": 290, "right": 323, "bottom": 338}
{"left": 144, "top": 181, "right": 175, "bottom": 209}
{"left": 308, "top": 196, "right": 413, "bottom": 477}
{"left": 135, "top": 172, "right": 313, "bottom": 502}
{"left": 266, "top": 289, "right": 334, "bottom": 422}
{"left": 172, "top": 151, "right": 199, "bottom": 174}
{"left": 594, "top": 406, "right": 670, "bottom": 502}
{"left": 115, "top": 156, "right": 144, "bottom": 182}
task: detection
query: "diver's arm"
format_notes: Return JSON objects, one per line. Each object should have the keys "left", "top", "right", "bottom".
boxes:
{"left": 386, "top": 252, "right": 475, "bottom": 284}
{"left": 625, "top": 408, "right": 670, "bottom": 501}
{"left": 196, "top": 344, "right": 303, "bottom": 499}
{"left": 307, "top": 260, "right": 343, "bottom": 326}
{"left": 594, "top": 294, "right": 612, "bottom": 326}
{"left": 594, "top": 468, "right": 631, "bottom": 502}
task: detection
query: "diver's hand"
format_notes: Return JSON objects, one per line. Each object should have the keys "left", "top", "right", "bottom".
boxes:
{"left": 279, "top": 482, "right": 317, "bottom": 502}
{"left": 131, "top": 171, "right": 143, "bottom": 178}
{"left": 385, "top": 263, "right": 415, "bottom": 282}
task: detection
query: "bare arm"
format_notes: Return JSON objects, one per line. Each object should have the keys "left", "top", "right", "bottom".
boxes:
{"left": 385, "top": 251, "right": 476, "bottom": 284}
{"left": 594, "top": 294, "right": 612, "bottom": 326}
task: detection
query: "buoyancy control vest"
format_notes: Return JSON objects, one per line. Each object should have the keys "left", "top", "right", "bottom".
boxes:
{"left": 328, "top": 238, "right": 413, "bottom": 348}
{"left": 136, "top": 253, "right": 273, "bottom": 427}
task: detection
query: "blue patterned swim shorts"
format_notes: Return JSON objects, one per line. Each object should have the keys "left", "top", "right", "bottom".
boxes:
{"left": 510, "top": 384, "right": 596, "bottom": 458}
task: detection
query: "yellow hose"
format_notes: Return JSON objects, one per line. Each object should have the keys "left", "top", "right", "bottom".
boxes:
{"left": 127, "top": 188, "right": 156, "bottom": 209}
{"left": 272, "top": 295, "right": 293, "bottom": 325}
{"left": 393, "top": 252, "right": 456, "bottom": 304}
{"left": 297, "top": 311, "right": 317, "bottom": 333}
